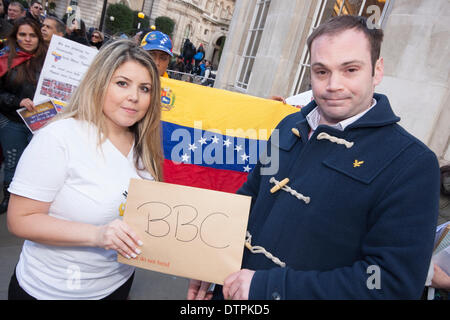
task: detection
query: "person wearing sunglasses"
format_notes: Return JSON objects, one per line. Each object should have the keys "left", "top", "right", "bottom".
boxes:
{"left": 89, "top": 29, "right": 104, "bottom": 50}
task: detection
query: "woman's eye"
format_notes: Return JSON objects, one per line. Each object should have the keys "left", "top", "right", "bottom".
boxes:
{"left": 117, "top": 81, "right": 127, "bottom": 87}
{"left": 141, "top": 86, "right": 150, "bottom": 93}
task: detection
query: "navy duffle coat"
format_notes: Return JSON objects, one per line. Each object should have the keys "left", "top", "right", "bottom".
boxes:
{"left": 237, "top": 93, "right": 440, "bottom": 299}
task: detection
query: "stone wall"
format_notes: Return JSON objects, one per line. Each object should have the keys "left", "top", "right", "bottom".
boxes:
{"left": 377, "top": 0, "right": 450, "bottom": 163}
{"left": 215, "top": 0, "right": 449, "bottom": 162}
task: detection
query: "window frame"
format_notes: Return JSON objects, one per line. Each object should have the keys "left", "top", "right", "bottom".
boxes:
{"left": 235, "top": 0, "right": 271, "bottom": 91}
{"left": 290, "top": 0, "right": 393, "bottom": 96}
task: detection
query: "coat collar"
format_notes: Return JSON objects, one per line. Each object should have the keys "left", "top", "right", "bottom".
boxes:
{"left": 274, "top": 93, "right": 401, "bottom": 151}
{"left": 298, "top": 93, "right": 400, "bottom": 130}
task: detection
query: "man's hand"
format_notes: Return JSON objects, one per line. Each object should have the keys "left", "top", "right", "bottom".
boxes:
{"left": 187, "top": 279, "right": 213, "bottom": 300}
{"left": 223, "top": 269, "right": 255, "bottom": 300}
{"left": 269, "top": 96, "right": 286, "bottom": 104}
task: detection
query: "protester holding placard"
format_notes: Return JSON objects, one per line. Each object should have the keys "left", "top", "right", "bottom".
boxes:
{"left": 6, "top": 39, "right": 163, "bottom": 300}
{"left": 0, "top": 17, "right": 47, "bottom": 214}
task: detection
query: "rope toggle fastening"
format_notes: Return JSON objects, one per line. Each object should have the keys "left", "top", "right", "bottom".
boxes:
{"left": 269, "top": 177, "right": 310, "bottom": 204}
{"left": 245, "top": 231, "right": 286, "bottom": 268}
{"left": 316, "top": 132, "right": 354, "bottom": 149}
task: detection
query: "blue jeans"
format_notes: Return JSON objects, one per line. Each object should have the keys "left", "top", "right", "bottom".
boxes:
{"left": 0, "top": 113, "right": 32, "bottom": 185}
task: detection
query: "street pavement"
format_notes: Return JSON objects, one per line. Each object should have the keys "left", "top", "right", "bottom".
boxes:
{"left": 0, "top": 212, "right": 189, "bottom": 300}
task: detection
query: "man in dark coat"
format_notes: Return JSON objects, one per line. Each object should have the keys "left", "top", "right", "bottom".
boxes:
{"left": 188, "top": 15, "right": 440, "bottom": 300}
{"left": 182, "top": 38, "right": 195, "bottom": 73}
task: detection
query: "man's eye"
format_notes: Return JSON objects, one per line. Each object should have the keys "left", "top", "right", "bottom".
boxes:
{"left": 314, "top": 70, "right": 327, "bottom": 75}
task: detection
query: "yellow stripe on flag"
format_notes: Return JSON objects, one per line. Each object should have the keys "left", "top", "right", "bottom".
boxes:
{"left": 160, "top": 78, "right": 298, "bottom": 140}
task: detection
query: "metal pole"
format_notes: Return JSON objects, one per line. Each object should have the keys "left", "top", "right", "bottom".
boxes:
{"left": 148, "top": 0, "right": 155, "bottom": 24}
{"left": 99, "top": 0, "right": 108, "bottom": 31}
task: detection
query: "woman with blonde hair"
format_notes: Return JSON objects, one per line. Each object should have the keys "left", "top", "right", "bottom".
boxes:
{"left": 7, "top": 39, "right": 163, "bottom": 300}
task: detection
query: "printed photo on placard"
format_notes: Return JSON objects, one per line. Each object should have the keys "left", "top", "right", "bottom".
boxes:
{"left": 16, "top": 100, "right": 58, "bottom": 133}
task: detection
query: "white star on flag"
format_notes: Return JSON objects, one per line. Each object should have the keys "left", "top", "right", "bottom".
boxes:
{"left": 211, "top": 136, "right": 219, "bottom": 144}
{"left": 241, "top": 153, "right": 250, "bottom": 162}
{"left": 243, "top": 165, "right": 251, "bottom": 172}
{"left": 181, "top": 153, "right": 190, "bottom": 162}
{"left": 188, "top": 143, "right": 197, "bottom": 151}
{"left": 224, "top": 139, "right": 231, "bottom": 147}
{"left": 198, "top": 137, "right": 207, "bottom": 145}
{"left": 235, "top": 145, "right": 243, "bottom": 152}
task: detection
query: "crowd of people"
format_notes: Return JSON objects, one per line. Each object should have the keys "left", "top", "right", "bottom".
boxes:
{"left": 1, "top": 1, "right": 105, "bottom": 49}
{"left": 0, "top": 2, "right": 448, "bottom": 301}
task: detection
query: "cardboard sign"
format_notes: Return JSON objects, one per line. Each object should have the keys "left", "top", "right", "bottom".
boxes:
{"left": 118, "top": 179, "right": 251, "bottom": 285}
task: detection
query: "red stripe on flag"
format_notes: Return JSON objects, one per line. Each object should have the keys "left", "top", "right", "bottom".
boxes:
{"left": 163, "top": 159, "right": 248, "bottom": 193}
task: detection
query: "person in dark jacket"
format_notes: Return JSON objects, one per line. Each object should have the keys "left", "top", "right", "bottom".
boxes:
{"left": 40, "top": 15, "right": 65, "bottom": 44}
{"left": 0, "top": 0, "right": 13, "bottom": 46}
{"left": 187, "top": 15, "right": 440, "bottom": 300}
{"left": 6, "top": 1, "right": 24, "bottom": 23}
{"left": 89, "top": 29, "right": 103, "bottom": 49}
{"left": 168, "top": 55, "right": 185, "bottom": 80}
{"left": 0, "top": 17, "right": 47, "bottom": 213}
{"left": 181, "top": 38, "right": 195, "bottom": 73}
{"left": 65, "top": 16, "right": 89, "bottom": 46}
{"left": 26, "top": 0, "right": 43, "bottom": 26}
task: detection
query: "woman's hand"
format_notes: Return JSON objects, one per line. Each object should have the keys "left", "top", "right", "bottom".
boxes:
{"left": 187, "top": 279, "right": 213, "bottom": 300}
{"left": 95, "top": 219, "right": 143, "bottom": 260}
{"left": 431, "top": 264, "right": 450, "bottom": 290}
{"left": 19, "top": 98, "right": 36, "bottom": 112}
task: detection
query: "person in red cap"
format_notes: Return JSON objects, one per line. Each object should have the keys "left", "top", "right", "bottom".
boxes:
{"left": 140, "top": 30, "right": 173, "bottom": 78}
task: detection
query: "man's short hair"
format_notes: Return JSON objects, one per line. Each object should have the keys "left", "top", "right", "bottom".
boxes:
{"left": 45, "top": 16, "right": 65, "bottom": 35}
{"left": 307, "top": 15, "right": 384, "bottom": 75}
{"left": 9, "top": 1, "right": 25, "bottom": 11}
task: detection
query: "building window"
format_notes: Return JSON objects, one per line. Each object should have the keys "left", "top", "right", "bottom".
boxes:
{"left": 185, "top": 24, "right": 192, "bottom": 39}
{"left": 291, "top": 0, "right": 391, "bottom": 96}
{"left": 235, "top": 0, "right": 271, "bottom": 90}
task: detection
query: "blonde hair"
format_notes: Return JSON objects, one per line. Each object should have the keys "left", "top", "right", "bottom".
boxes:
{"left": 58, "top": 39, "right": 163, "bottom": 181}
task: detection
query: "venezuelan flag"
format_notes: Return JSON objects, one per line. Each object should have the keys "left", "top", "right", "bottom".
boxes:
{"left": 160, "top": 78, "right": 298, "bottom": 193}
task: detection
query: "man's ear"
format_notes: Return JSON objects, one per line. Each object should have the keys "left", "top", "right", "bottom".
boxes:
{"left": 373, "top": 57, "right": 384, "bottom": 86}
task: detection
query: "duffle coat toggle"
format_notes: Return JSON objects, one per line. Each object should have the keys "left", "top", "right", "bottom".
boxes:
{"left": 291, "top": 128, "right": 301, "bottom": 138}
{"left": 269, "top": 177, "right": 310, "bottom": 204}
{"left": 316, "top": 132, "right": 354, "bottom": 149}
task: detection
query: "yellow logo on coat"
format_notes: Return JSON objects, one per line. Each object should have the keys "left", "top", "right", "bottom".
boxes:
{"left": 353, "top": 160, "right": 364, "bottom": 168}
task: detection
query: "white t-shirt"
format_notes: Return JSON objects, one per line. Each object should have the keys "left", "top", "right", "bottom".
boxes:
{"left": 9, "top": 118, "right": 154, "bottom": 299}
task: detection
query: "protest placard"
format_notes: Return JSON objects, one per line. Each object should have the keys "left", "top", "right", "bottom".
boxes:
{"left": 16, "top": 100, "right": 58, "bottom": 133}
{"left": 118, "top": 179, "right": 252, "bottom": 285}
{"left": 33, "top": 35, "right": 98, "bottom": 105}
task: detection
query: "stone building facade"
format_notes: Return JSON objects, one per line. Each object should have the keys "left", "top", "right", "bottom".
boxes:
{"left": 215, "top": 0, "right": 450, "bottom": 163}
{"left": 41, "top": 0, "right": 235, "bottom": 66}
{"left": 148, "top": 0, "right": 235, "bottom": 66}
